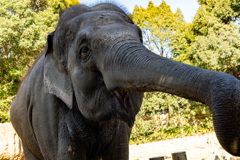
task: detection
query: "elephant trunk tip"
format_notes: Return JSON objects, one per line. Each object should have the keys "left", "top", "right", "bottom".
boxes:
{"left": 230, "top": 137, "right": 240, "bottom": 156}
{"left": 218, "top": 135, "right": 240, "bottom": 156}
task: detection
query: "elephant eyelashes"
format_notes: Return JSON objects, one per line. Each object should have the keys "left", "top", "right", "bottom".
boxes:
{"left": 80, "top": 47, "right": 91, "bottom": 62}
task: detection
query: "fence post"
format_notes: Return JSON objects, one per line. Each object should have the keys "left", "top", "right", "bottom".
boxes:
{"left": 171, "top": 151, "right": 187, "bottom": 160}
{"left": 149, "top": 156, "right": 165, "bottom": 160}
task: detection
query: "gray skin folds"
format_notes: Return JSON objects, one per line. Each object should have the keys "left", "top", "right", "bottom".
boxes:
{"left": 10, "top": 3, "right": 240, "bottom": 160}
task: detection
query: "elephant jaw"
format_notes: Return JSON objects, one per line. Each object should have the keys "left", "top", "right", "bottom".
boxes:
{"left": 112, "top": 90, "right": 127, "bottom": 110}
{"left": 112, "top": 90, "right": 135, "bottom": 127}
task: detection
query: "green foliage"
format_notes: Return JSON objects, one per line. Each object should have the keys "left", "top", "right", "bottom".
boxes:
{"left": 130, "top": 92, "right": 213, "bottom": 144}
{"left": 132, "top": 1, "right": 186, "bottom": 57}
{"left": 30, "top": 0, "right": 80, "bottom": 15}
{"left": 0, "top": 0, "right": 79, "bottom": 123}
{"left": 176, "top": 0, "right": 240, "bottom": 78}
{"left": 0, "top": 95, "right": 13, "bottom": 122}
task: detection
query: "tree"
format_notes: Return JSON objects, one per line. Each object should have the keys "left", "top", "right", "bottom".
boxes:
{"left": 0, "top": 0, "right": 79, "bottom": 122}
{"left": 30, "top": 0, "right": 80, "bottom": 15}
{"left": 177, "top": 0, "right": 240, "bottom": 78}
{"left": 131, "top": 1, "right": 186, "bottom": 57}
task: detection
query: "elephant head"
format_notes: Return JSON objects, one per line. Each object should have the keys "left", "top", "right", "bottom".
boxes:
{"left": 43, "top": 3, "right": 240, "bottom": 156}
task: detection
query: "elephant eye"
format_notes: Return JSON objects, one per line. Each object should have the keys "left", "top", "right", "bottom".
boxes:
{"left": 80, "top": 47, "right": 91, "bottom": 62}
{"left": 81, "top": 47, "right": 89, "bottom": 54}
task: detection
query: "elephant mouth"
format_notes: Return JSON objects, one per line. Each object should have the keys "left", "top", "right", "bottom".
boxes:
{"left": 112, "top": 90, "right": 135, "bottom": 127}
{"left": 112, "top": 90, "right": 128, "bottom": 110}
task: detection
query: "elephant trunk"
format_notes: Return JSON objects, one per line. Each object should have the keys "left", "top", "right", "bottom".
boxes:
{"left": 101, "top": 40, "right": 240, "bottom": 156}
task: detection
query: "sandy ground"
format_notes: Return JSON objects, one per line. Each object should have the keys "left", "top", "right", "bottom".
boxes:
{"left": 129, "top": 133, "right": 239, "bottom": 160}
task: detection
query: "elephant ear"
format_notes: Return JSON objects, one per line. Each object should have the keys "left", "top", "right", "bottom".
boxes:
{"left": 43, "top": 32, "right": 73, "bottom": 109}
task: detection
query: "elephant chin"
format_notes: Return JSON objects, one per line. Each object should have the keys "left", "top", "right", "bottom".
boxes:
{"left": 113, "top": 90, "right": 136, "bottom": 127}
{"left": 112, "top": 90, "right": 128, "bottom": 112}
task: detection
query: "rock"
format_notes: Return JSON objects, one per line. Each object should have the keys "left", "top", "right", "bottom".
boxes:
{"left": 0, "top": 123, "right": 24, "bottom": 160}
{"left": 214, "top": 155, "right": 221, "bottom": 160}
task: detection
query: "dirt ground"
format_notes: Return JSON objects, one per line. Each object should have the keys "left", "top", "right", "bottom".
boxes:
{"left": 129, "top": 133, "right": 239, "bottom": 160}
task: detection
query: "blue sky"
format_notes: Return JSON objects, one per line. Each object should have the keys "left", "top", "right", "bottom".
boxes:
{"left": 79, "top": 0, "right": 200, "bottom": 22}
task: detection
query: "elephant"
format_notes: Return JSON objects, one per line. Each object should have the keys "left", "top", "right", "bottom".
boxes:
{"left": 10, "top": 2, "right": 240, "bottom": 160}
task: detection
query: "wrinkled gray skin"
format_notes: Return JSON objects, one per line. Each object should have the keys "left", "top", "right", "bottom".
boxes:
{"left": 10, "top": 3, "right": 240, "bottom": 160}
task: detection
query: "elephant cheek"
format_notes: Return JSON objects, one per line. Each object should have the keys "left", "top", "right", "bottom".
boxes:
{"left": 70, "top": 69, "right": 89, "bottom": 116}
{"left": 73, "top": 85, "right": 114, "bottom": 122}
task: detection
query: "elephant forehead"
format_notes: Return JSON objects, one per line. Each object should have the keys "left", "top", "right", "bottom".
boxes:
{"left": 73, "top": 11, "right": 133, "bottom": 29}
